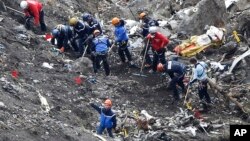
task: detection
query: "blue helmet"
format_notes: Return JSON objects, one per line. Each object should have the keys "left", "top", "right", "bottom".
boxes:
{"left": 52, "top": 29, "right": 59, "bottom": 37}
{"left": 82, "top": 13, "right": 91, "bottom": 21}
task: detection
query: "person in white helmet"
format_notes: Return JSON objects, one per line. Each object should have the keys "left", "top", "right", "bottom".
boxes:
{"left": 20, "top": 0, "right": 46, "bottom": 31}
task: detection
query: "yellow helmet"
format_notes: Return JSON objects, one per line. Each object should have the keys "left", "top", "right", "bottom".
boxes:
{"left": 139, "top": 12, "right": 146, "bottom": 19}
{"left": 111, "top": 17, "right": 120, "bottom": 26}
{"left": 69, "top": 17, "right": 78, "bottom": 26}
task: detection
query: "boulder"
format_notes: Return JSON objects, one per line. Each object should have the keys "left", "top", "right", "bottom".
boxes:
{"left": 178, "top": 0, "right": 227, "bottom": 35}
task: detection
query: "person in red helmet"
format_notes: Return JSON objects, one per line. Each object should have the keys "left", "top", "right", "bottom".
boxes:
{"left": 20, "top": 0, "right": 47, "bottom": 31}
{"left": 146, "top": 26, "right": 169, "bottom": 73}
{"left": 90, "top": 99, "right": 117, "bottom": 138}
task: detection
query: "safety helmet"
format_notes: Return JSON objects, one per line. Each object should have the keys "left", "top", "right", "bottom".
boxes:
{"left": 51, "top": 29, "right": 59, "bottom": 37}
{"left": 104, "top": 99, "right": 112, "bottom": 107}
{"left": 93, "top": 29, "right": 100, "bottom": 35}
{"left": 82, "top": 13, "right": 91, "bottom": 21}
{"left": 111, "top": 17, "right": 120, "bottom": 26}
{"left": 157, "top": 63, "right": 164, "bottom": 72}
{"left": 20, "top": 1, "right": 28, "bottom": 10}
{"left": 139, "top": 12, "right": 146, "bottom": 19}
{"left": 69, "top": 17, "right": 78, "bottom": 26}
{"left": 149, "top": 26, "right": 157, "bottom": 34}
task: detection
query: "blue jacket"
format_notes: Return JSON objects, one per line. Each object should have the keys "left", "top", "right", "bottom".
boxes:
{"left": 164, "top": 61, "right": 186, "bottom": 78}
{"left": 92, "top": 35, "right": 111, "bottom": 53}
{"left": 88, "top": 18, "right": 102, "bottom": 34}
{"left": 190, "top": 62, "right": 208, "bottom": 84}
{"left": 73, "top": 21, "right": 90, "bottom": 39}
{"left": 114, "top": 23, "right": 129, "bottom": 43}
{"left": 51, "top": 25, "right": 73, "bottom": 48}
{"left": 90, "top": 103, "right": 117, "bottom": 129}
{"left": 142, "top": 17, "right": 159, "bottom": 37}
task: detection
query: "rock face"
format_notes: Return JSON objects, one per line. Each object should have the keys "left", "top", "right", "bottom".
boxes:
{"left": 178, "top": 0, "right": 227, "bottom": 35}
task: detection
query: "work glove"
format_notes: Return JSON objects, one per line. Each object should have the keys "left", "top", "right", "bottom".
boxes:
{"left": 88, "top": 34, "right": 94, "bottom": 40}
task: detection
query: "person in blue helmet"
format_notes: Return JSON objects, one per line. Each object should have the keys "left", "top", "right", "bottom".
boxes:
{"left": 111, "top": 17, "right": 133, "bottom": 66}
{"left": 157, "top": 61, "right": 187, "bottom": 101}
{"left": 90, "top": 99, "right": 117, "bottom": 138}
{"left": 51, "top": 24, "right": 73, "bottom": 53}
{"left": 90, "top": 29, "right": 111, "bottom": 76}
{"left": 82, "top": 13, "right": 103, "bottom": 35}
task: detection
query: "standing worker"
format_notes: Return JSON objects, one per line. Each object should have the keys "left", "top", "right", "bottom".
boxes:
{"left": 139, "top": 12, "right": 159, "bottom": 67}
{"left": 157, "top": 62, "right": 187, "bottom": 102}
{"left": 82, "top": 13, "right": 102, "bottom": 34}
{"left": 91, "top": 30, "right": 111, "bottom": 76}
{"left": 111, "top": 17, "right": 133, "bottom": 66}
{"left": 189, "top": 58, "right": 211, "bottom": 111}
{"left": 146, "top": 26, "right": 169, "bottom": 73}
{"left": 20, "top": 0, "right": 47, "bottom": 31}
{"left": 51, "top": 24, "right": 73, "bottom": 53}
{"left": 90, "top": 99, "right": 117, "bottom": 138}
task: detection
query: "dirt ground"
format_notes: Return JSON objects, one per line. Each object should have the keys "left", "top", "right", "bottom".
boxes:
{"left": 1, "top": 0, "right": 250, "bottom": 141}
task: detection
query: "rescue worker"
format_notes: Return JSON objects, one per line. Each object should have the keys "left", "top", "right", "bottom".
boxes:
{"left": 91, "top": 30, "right": 111, "bottom": 76}
{"left": 51, "top": 24, "right": 73, "bottom": 53}
{"left": 90, "top": 99, "right": 117, "bottom": 138}
{"left": 69, "top": 17, "right": 91, "bottom": 58}
{"left": 157, "top": 62, "right": 187, "bottom": 101}
{"left": 111, "top": 17, "right": 133, "bottom": 66}
{"left": 189, "top": 58, "right": 211, "bottom": 111}
{"left": 82, "top": 13, "right": 102, "bottom": 34}
{"left": 139, "top": 12, "right": 159, "bottom": 67}
{"left": 20, "top": 0, "right": 46, "bottom": 31}
{"left": 146, "top": 26, "right": 169, "bottom": 73}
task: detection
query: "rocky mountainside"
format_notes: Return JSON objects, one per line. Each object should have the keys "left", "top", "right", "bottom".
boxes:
{"left": 0, "top": 0, "right": 250, "bottom": 141}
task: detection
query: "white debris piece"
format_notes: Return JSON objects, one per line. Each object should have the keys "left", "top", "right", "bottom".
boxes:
{"left": 141, "top": 110, "right": 155, "bottom": 121}
{"left": 229, "top": 49, "right": 250, "bottom": 73}
{"left": 42, "top": 62, "right": 54, "bottom": 69}
{"left": 225, "top": 0, "right": 239, "bottom": 9}
{"left": 37, "top": 91, "right": 50, "bottom": 113}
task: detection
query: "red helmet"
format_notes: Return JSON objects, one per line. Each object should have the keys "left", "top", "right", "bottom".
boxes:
{"left": 157, "top": 63, "right": 164, "bottom": 72}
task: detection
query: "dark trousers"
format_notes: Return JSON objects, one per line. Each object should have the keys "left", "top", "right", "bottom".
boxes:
{"left": 97, "top": 126, "right": 113, "bottom": 138}
{"left": 152, "top": 51, "right": 166, "bottom": 72}
{"left": 25, "top": 10, "right": 46, "bottom": 31}
{"left": 71, "top": 38, "right": 85, "bottom": 55}
{"left": 93, "top": 53, "right": 110, "bottom": 76}
{"left": 198, "top": 80, "right": 211, "bottom": 103}
{"left": 118, "top": 43, "right": 132, "bottom": 62}
{"left": 169, "top": 73, "right": 185, "bottom": 100}
{"left": 145, "top": 53, "right": 152, "bottom": 65}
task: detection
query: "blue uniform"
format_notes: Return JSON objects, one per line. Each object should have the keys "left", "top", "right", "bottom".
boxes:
{"left": 51, "top": 25, "right": 73, "bottom": 50}
{"left": 190, "top": 62, "right": 211, "bottom": 104}
{"left": 164, "top": 61, "right": 186, "bottom": 100}
{"left": 91, "top": 35, "right": 111, "bottom": 75}
{"left": 87, "top": 18, "right": 102, "bottom": 34}
{"left": 71, "top": 21, "right": 91, "bottom": 56}
{"left": 90, "top": 103, "right": 116, "bottom": 137}
{"left": 114, "top": 20, "right": 132, "bottom": 63}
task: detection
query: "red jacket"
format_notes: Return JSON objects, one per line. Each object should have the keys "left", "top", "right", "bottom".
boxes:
{"left": 24, "top": 0, "right": 43, "bottom": 26}
{"left": 146, "top": 32, "right": 169, "bottom": 52}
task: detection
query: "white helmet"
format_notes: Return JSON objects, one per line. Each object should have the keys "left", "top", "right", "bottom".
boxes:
{"left": 20, "top": 1, "right": 28, "bottom": 10}
{"left": 149, "top": 26, "right": 158, "bottom": 34}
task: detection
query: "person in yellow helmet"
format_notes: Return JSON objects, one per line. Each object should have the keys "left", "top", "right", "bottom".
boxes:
{"left": 90, "top": 99, "right": 117, "bottom": 138}
{"left": 69, "top": 17, "right": 91, "bottom": 58}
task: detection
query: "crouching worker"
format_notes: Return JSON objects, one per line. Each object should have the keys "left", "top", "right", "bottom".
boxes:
{"left": 20, "top": 0, "right": 46, "bottom": 31}
{"left": 90, "top": 99, "right": 117, "bottom": 138}
{"left": 91, "top": 30, "right": 111, "bottom": 76}
{"left": 51, "top": 24, "right": 73, "bottom": 53}
{"left": 157, "top": 61, "right": 187, "bottom": 101}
